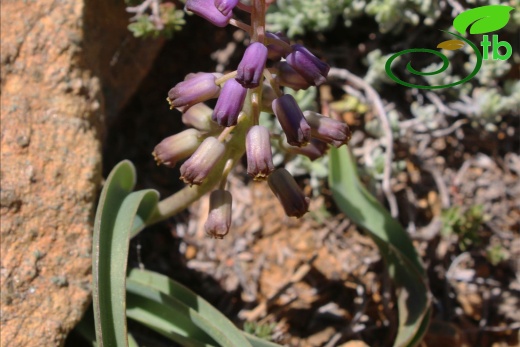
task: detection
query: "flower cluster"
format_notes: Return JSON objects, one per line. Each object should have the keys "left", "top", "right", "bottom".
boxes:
{"left": 153, "top": 0, "right": 351, "bottom": 238}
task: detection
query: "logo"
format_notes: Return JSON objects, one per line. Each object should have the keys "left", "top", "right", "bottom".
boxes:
{"left": 385, "top": 5, "right": 514, "bottom": 90}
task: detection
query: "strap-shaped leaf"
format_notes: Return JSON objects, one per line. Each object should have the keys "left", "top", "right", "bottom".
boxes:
{"left": 329, "top": 146, "right": 431, "bottom": 347}
{"left": 453, "top": 5, "right": 514, "bottom": 35}
{"left": 127, "top": 269, "right": 255, "bottom": 347}
{"left": 92, "top": 161, "right": 159, "bottom": 347}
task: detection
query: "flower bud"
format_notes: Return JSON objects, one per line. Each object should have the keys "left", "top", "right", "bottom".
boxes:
{"left": 180, "top": 137, "right": 225, "bottom": 186}
{"left": 286, "top": 44, "right": 330, "bottom": 86}
{"left": 246, "top": 125, "right": 275, "bottom": 180}
{"left": 280, "top": 136, "right": 328, "bottom": 161}
{"left": 265, "top": 32, "right": 290, "bottom": 61}
{"left": 275, "top": 62, "right": 311, "bottom": 91}
{"left": 205, "top": 189, "right": 232, "bottom": 239}
{"left": 303, "top": 111, "right": 352, "bottom": 148}
{"left": 168, "top": 73, "right": 221, "bottom": 109}
{"left": 182, "top": 103, "right": 220, "bottom": 133}
{"left": 236, "top": 42, "right": 268, "bottom": 88}
{"left": 261, "top": 83, "right": 277, "bottom": 112}
{"left": 153, "top": 129, "right": 204, "bottom": 168}
{"left": 213, "top": 78, "right": 247, "bottom": 127}
{"left": 268, "top": 168, "right": 309, "bottom": 218}
{"left": 186, "top": 0, "right": 232, "bottom": 27}
{"left": 214, "top": 0, "right": 238, "bottom": 16}
{"left": 272, "top": 94, "right": 311, "bottom": 147}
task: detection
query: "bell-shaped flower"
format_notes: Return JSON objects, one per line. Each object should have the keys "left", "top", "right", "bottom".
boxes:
{"left": 213, "top": 78, "right": 247, "bottom": 127}
{"left": 275, "top": 62, "right": 311, "bottom": 91}
{"left": 168, "top": 72, "right": 221, "bottom": 109}
{"left": 153, "top": 129, "right": 204, "bottom": 168}
{"left": 214, "top": 0, "right": 239, "bottom": 16}
{"left": 272, "top": 94, "right": 311, "bottom": 147}
{"left": 186, "top": 0, "right": 232, "bottom": 27}
{"left": 236, "top": 42, "right": 268, "bottom": 88}
{"left": 180, "top": 136, "right": 225, "bottom": 186}
{"left": 268, "top": 168, "right": 310, "bottom": 218}
{"left": 204, "top": 189, "right": 233, "bottom": 239}
{"left": 286, "top": 44, "right": 330, "bottom": 86}
{"left": 246, "top": 125, "right": 275, "bottom": 180}
{"left": 265, "top": 32, "right": 291, "bottom": 61}
{"left": 280, "top": 136, "right": 328, "bottom": 161}
{"left": 303, "top": 111, "right": 351, "bottom": 148}
{"left": 182, "top": 103, "right": 220, "bottom": 133}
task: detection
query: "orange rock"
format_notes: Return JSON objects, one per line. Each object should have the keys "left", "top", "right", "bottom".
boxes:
{"left": 0, "top": 0, "right": 163, "bottom": 345}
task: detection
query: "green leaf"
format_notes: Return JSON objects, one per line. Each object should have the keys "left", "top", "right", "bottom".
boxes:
{"left": 329, "top": 146, "right": 431, "bottom": 347}
{"left": 453, "top": 5, "right": 514, "bottom": 35}
{"left": 92, "top": 161, "right": 159, "bottom": 347}
{"left": 127, "top": 269, "right": 255, "bottom": 347}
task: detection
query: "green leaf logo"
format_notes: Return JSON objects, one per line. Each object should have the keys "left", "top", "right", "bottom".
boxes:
{"left": 453, "top": 5, "right": 514, "bottom": 35}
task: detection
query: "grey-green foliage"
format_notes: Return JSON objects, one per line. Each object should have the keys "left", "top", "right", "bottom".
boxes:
{"left": 266, "top": 0, "right": 442, "bottom": 37}
{"left": 364, "top": 49, "right": 398, "bottom": 90}
{"left": 362, "top": 0, "right": 441, "bottom": 33}
{"left": 441, "top": 205, "right": 486, "bottom": 251}
{"left": 243, "top": 321, "right": 277, "bottom": 341}
{"left": 127, "top": 2, "right": 185, "bottom": 38}
{"left": 457, "top": 82, "right": 520, "bottom": 131}
{"left": 266, "top": 0, "right": 348, "bottom": 37}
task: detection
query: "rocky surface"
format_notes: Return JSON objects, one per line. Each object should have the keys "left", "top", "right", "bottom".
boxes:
{"left": 0, "top": 0, "right": 163, "bottom": 345}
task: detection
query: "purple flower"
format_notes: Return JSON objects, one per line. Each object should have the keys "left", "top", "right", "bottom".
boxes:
{"left": 265, "top": 32, "right": 290, "bottom": 61}
{"left": 272, "top": 94, "right": 311, "bottom": 147}
{"left": 182, "top": 103, "right": 220, "bottom": 133}
{"left": 153, "top": 129, "right": 204, "bottom": 168}
{"left": 186, "top": 0, "right": 232, "bottom": 27}
{"left": 213, "top": 78, "right": 247, "bottom": 127}
{"left": 214, "top": 0, "right": 239, "bottom": 16}
{"left": 275, "top": 62, "right": 311, "bottom": 91}
{"left": 168, "top": 73, "right": 221, "bottom": 109}
{"left": 303, "top": 111, "right": 351, "bottom": 148}
{"left": 286, "top": 44, "right": 330, "bottom": 86}
{"left": 180, "top": 136, "right": 226, "bottom": 186}
{"left": 246, "top": 125, "right": 275, "bottom": 180}
{"left": 268, "top": 168, "right": 310, "bottom": 218}
{"left": 205, "top": 189, "right": 232, "bottom": 239}
{"left": 236, "top": 42, "right": 268, "bottom": 88}
{"left": 280, "top": 136, "right": 328, "bottom": 161}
